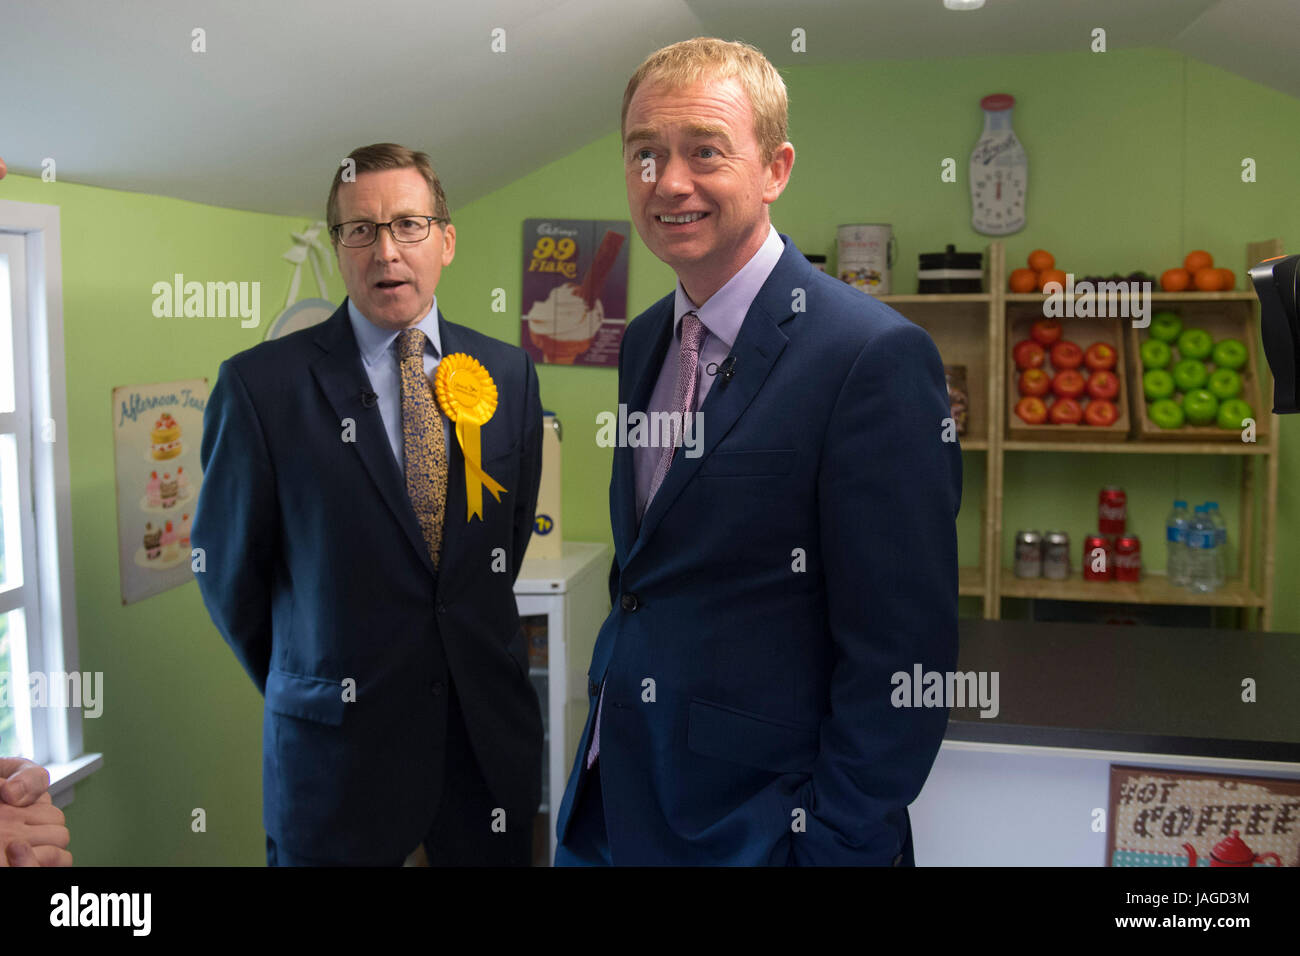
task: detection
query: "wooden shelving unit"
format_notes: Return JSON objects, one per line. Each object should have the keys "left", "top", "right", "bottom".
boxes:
{"left": 878, "top": 239, "right": 1281, "bottom": 629}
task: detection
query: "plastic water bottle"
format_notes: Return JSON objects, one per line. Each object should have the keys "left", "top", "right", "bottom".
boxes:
{"left": 1165, "top": 500, "right": 1190, "bottom": 587}
{"left": 1206, "top": 502, "right": 1227, "bottom": 588}
{"left": 1185, "top": 505, "right": 1218, "bottom": 593}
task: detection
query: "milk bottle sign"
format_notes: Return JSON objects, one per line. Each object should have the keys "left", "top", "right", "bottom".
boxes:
{"left": 970, "top": 94, "right": 1027, "bottom": 236}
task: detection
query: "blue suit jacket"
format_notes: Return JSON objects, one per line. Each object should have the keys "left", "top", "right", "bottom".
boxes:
{"left": 192, "top": 301, "right": 543, "bottom": 864}
{"left": 554, "top": 236, "right": 961, "bottom": 864}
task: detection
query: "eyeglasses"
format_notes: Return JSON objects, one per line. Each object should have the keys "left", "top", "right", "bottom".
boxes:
{"left": 331, "top": 216, "right": 448, "bottom": 247}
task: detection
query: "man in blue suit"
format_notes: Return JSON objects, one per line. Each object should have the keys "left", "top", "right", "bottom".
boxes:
{"left": 193, "top": 144, "right": 543, "bottom": 866}
{"left": 555, "top": 39, "right": 961, "bottom": 865}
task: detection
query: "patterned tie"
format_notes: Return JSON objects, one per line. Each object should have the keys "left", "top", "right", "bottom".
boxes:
{"left": 645, "top": 310, "right": 705, "bottom": 510}
{"left": 397, "top": 328, "right": 447, "bottom": 568}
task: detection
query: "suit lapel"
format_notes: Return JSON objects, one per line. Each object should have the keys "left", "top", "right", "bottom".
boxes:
{"left": 310, "top": 301, "right": 439, "bottom": 580}
{"left": 611, "top": 301, "right": 673, "bottom": 566}
{"left": 434, "top": 312, "right": 469, "bottom": 573}
{"left": 628, "top": 238, "right": 808, "bottom": 557}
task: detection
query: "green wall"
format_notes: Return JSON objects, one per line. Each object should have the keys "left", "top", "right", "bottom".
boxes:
{"left": 1, "top": 46, "right": 1296, "bottom": 865}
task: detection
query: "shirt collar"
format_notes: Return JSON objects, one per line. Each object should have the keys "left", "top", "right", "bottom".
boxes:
{"left": 672, "top": 224, "right": 784, "bottom": 347}
{"left": 347, "top": 296, "right": 443, "bottom": 367}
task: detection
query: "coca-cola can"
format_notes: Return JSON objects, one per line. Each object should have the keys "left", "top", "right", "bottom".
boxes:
{"left": 1114, "top": 535, "right": 1141, "bottom": 582}
{"left": 1043, "top": 531, "right": 1070, "bottom": 580}
{"left": 1015, "top": 531, "right": 1043, "bottom": 578}
{"left": 1083, "top": 533, "right": 1113, "bottom": 581}
{"left": 1099, "top": 486, "right": 1126, "bottom": 537}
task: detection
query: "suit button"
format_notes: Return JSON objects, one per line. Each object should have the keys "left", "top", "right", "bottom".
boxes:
{"left": 430, "top": 681, "right": 445, "bottom": 696}
{"left": 621, "top": 593, "right": 639, "bottom": 611}
{"left": 437, "top": 603, "right": 447, "bottom": 614}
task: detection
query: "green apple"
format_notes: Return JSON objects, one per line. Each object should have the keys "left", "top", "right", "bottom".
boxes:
{"left": 1207, "top": 367, "right": 1242, "bottom": 400}
{"left": 1172, "top": 358, "right": 1208, "bottom": 392}
{"left": 1150, "top": 311, "right": 1183, "bottom": 343}
{"left": 1149, "top": 398, "right": 1185, "bottom": 429}
{"left": 1212, "top": 338, "right": 1248, "bottom": 371}
{"left": 1177, "top": 328, "right": 1214, "bottom": 360}
{"left": 1140, "top": 338, "right": 1172, "bottom": 370}
{"left": 1217, "top": 398, "right": 1254, "bottom": 430}
{"left": 1182, "top": 388, "right": 1219, "bottom": 426}
{"left": 1143, "top": 369, "right": 1175, "bottom": 401}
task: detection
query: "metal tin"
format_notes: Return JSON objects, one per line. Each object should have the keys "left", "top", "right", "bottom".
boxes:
{"left": 837, "top": 224, "right": 896, "bottom": 295}
{"left": 1043, "top": 531, "right": 1070, "bottom": 580}
{"left": 1014, "top": 530, "right": 1043, "bottom": 578}
{"left": 1099, "top": 486, "right": 1126, "bottom": 537}
{"left": 1114, "top": 534, "right": 1141, "bottom": 582}
{"left": 1083, "top": 533, "right": 1112, "bottom": 581}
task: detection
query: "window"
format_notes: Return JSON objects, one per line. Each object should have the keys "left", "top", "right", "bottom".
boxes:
{"left": 0, "top": 200, "right": 99, "bottom": 797}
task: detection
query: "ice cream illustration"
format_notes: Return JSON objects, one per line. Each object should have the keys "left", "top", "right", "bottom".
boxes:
{"left": 527, "top": 230, "right": 625, "bottom": 364}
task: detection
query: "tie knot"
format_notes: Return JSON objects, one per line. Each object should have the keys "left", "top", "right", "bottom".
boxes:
{"left": 680, "top": 311, "right": 705, "bottom": 354}
{"left": 397, "top": 327, "right": 426, "bottom": 362}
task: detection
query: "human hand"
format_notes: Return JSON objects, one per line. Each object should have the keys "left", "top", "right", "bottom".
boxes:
{"left": 0, "top": 791, "right": 72, "bottom": 866}
{"left": 0, "top": 758, "right": 72, "bottom": 866}
{"left": 0, "top": 756, "right": 51, "bottom": 807}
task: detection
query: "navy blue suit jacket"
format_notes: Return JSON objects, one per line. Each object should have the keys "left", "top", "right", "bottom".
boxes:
{"left": 192, "top": 301, "right": 543, "bottom": 864}
{"left": 554, "top": 236, "right": 961, "bottom": 864}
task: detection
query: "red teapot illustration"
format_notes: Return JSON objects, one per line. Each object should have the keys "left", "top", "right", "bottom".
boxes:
{"left": 1183, "top": 830, "right": 1283, "bottom": 867}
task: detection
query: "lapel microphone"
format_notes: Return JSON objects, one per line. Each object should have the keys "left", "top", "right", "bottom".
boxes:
{"left": 718, "top": 356, "right": 738, "bottom": 387}
{"left": 360, "top": 389, "right": 378, "bottom": 408}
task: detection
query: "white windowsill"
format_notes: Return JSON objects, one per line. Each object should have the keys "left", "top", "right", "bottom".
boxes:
{"left": 46, "top": 752, "right": 104, "bottom": 808}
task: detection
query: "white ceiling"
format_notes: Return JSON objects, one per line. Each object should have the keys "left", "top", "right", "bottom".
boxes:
{"left": 1, "top": 0, "right": 1295, "bottom": 217}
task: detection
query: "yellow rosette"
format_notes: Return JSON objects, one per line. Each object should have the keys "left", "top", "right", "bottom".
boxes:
{"left": 434, "top": 353, "right": 507, "bottom": 520}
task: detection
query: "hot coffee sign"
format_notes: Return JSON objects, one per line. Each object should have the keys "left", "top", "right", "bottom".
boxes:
{"left": 1107, "top": 765, "right": 1299, "bottom": 867}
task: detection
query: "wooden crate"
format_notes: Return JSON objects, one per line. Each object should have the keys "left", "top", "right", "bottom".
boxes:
{"left": 1126, "top": 300, "right": 1269, "bottom": 442}
{"left": 1005, "top": 309, "right": 1131, "bottom": 441}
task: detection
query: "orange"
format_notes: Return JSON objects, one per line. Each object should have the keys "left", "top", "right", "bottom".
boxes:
{"left": 1160, "top": 268, "right": 1191, "bottom": 292}
{"left": 1027, "top": 249, "right": 1055, "bottom": 272}
{"left": 1184, "top": 250, "right": 1214, "bottom": 274}
{"left": 1193, "top": 266, "right": 1222, "bottom": 291}
{"left": 1216, "top": 268, "right": 1235, "bottom": 291}
{"left": 1038, "top": 268, "right": 1068, "bottom": 292}
{"left": 1009, "top": 268, "right": 1038, "bottom": 293}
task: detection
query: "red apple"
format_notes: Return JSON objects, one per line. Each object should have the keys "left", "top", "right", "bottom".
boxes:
{"left": 1019, "top": 368, "right": 1051, "bottom": 397}
{"left": 1052, "top": 369, "right": 1086, "bottom": 399}
{"left": 1030, "top": 318, "right": 1063, "bottom": 346}
{"left": 1083, "top": 341, "right": 1117, "bottom": 371}
{"left": 1013, "top": 339, "right": 1047, "bottom": 370}
{"left": 1015, "top": 396, "right": 1048, "bottom": 424}
{"left": 1048, "top": 397, "right": 1083, "bottom": 424}
{"left": 1086, "top": 369, "right": 1120, "bottom": 400}
{"left": 1084, "top": 399, "right": 1119, "bottom": 427}
{"left": 1050, "top": 340, "right": 1084, "bottom": 369}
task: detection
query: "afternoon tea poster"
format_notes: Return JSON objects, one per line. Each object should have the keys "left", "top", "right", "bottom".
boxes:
{"left": 112, "top": 379, "right": 208, "bottom": 605}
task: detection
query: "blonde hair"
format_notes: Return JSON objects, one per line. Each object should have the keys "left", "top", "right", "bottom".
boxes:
{"left": 621, "top": 38, "right": 789, "bottom": 163}
{"left": 326, "top": 143, "right": 450, "bottom": 236}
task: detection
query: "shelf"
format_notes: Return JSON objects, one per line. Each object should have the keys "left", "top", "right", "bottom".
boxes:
{"left": 999, "top": 569, "right": 1264, "bottom": 607}
{"left": 959, "top": 567, "right": 984, "bottom": 597}
{"left": 1003, "top": 440, "right": 1271, "bottom": 455}
{"left": 1004, "top": 291, "right": 1257, "bottom": 303}
{"left": 960, "top": 439, "right": 988, "bottom": 451}
{"left": 877, "top": 293, "right": 991, "bottom": 304}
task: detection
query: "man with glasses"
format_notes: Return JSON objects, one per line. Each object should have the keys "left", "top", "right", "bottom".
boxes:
{"left": 193, "top": 143, "right": 544, "bottom": 866}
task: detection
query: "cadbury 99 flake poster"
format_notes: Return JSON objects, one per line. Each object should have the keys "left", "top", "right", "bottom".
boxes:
{"left": 521, "top": 219, "right": 630, "bottom": 367}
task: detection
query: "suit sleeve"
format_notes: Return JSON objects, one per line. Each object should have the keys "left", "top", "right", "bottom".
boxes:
{"left": 792, "top": 321, "right": 962, "bottom": 865}
{"left": 191, "top": 359, "right": 279, "bottom": 695}
{"left": 510, "top": 352, "right": 543, "bottom": 581}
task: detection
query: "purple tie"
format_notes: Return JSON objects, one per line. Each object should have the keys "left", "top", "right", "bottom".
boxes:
{"left": 588, "top": 311, "right": 705, "bottom": 770}
{"left": 645, "top": 311, "right": 705, "bottom": 510}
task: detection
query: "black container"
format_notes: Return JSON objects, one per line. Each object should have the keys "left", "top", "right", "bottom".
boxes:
{"left": 918, "top": 244, "right": 983, "bottom": 293}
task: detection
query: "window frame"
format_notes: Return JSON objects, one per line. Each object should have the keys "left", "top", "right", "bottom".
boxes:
{"left": 0, "top": 199, "right": 101, "bottom": 804}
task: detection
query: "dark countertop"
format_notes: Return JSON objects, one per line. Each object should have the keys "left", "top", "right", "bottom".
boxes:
{"left": 943, "top": 619, "right": 1300, "bottom": 764}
